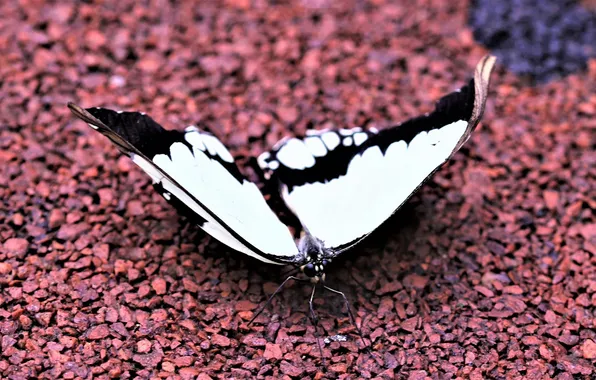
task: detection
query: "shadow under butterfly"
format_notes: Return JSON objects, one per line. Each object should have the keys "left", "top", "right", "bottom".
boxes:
{"left": 67, "top": 55, "right": 496, "bottom": 358}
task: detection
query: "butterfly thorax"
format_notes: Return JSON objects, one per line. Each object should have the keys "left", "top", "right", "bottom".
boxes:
{"left": 297, "top": 234, "right": 333, "bottom": 283}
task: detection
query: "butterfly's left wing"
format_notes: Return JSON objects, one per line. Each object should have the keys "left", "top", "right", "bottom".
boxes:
{"left": 68, "top": 104, "right": 299, "bottom": 265}
{"left": 259, "top": 55, "right": 496, "bottom": 253}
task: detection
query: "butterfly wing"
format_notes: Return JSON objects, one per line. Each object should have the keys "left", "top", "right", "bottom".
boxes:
{"left": 68, "top": 104, "right": 299, "bottom": 265}
{"left": 258, "top": 55, "right": 496, "bottom": 253}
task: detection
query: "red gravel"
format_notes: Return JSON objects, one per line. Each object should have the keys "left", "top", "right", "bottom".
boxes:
{"left": 1, "top": 1, "right": 595, "bottom": 379}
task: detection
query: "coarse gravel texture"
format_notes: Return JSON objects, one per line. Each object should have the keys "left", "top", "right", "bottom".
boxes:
{"left": 1, "top": 1, "right": 595, "bottom": 379}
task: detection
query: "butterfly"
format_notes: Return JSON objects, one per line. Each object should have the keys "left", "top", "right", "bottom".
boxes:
{"left": 68, "top": 55, "right": 495, "bottom": 348}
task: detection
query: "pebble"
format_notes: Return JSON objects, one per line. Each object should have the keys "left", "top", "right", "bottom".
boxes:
{"left": 3, "top": 238, "right": 29, "bottom": 258}
{"left": 263, "top": 343, "right": 283, "bottom": 360}
{"left": 87, "top": 325, "right": 110, "bottom": 340}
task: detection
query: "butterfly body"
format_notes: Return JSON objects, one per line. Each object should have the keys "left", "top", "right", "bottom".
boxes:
{"left": 296, "top": 233, "right": 334, "bottom": 282}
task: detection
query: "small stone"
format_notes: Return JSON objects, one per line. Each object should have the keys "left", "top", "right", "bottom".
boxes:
{"left": 242, "top": 334, "right": 266, "bottom": 347}
{"left": 136, "top": 339, "right": 152, "bottom": 353}
{"left": 559, "top": 332, "right": 579, "bottom": 346}
{"left": 543, "top": 190, "right": 559, "bottom": 209}
{"left": 329, "top": 363, "right": 348, "bottom": 373}
{"left": 503, "top": 285, "right": 524, "bottom": 295}
{"left": 403, "top": 274, "right": 428, "bottom": 289}
{"left": 474, "top": 285, "right": 494, "bottom": 297}
{"left": 0, "top": 262, "right": 13, "bottom": 275}
{"left": 544, "top": 310, "right": 559, "bottom": 325}
{"left": 235, "top": 300, "right": 257, "bottom": 312}
{"left": 56, "top": 223, "right": 90, "bottom": 241}
{"left": 173, "top": 356, "right": 194, "bottom": 367}
{"left": 161, "top": 361, "right": 175, "bottom": 372}
{"left": 4, "top": 238, "right": 29, "bottom": 258}
{"left": 182, "top": 278, "right": 199, "bottom": 293}
{"left": 151, "top": 278, "right": 167, "bottom": 295}
{"left": 85, "top": 30, "right": 106, "bottom": 48}
{"left": 211, "top": 334, "right": 230, "bottom": 347}
{"left": 87, "top": 324, "right": 110, "bottom": 340}
{"left": 276, "top": 106, "right": 299, "bottom": 124}
{"left": 48, "top": 209, "right": 65, "bottom": 229}
{"left": 263, "top": 343, "right": 282, "bottom": 360}
{"left": 11, "top": 213, "right": 24, "bottom": 226}
{"left": 280, "top": 361, "right": 304, "bottom": 377}
{"left": 127, "top": 200, "right": 144, "bottom": 216}
{"left": 400, "top": 317, "right": 418, "bottom": 332}
{"left": 539, "top": 344, "right": 554, "bottom": 361}
{"left": 138, "top": 56, "right": 161, "bottom": 73}
{"left": 522, "top": 336, "right": 542, "bottom": 345}
{"left": 580, "top": 339, "right": 596, "bottom": 359}
{"left": 132, "top": 350, "right": 163, "bottom": 368}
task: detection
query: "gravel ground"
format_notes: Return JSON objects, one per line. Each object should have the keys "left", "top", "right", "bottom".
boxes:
{"left": 1, "top": 1, "right": 595, "bottom": 379}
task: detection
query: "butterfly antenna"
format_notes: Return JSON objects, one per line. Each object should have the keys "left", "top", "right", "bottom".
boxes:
{"left": 308, "top": 284, "right": 326, "bottom": 366}
{"left": 249, "top": 275, "right": 303, "bottom": 326}
{"left": 323, "top": 285, "right": 369, "bottom": 350}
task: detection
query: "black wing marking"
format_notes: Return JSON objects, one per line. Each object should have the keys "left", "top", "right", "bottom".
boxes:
{"left": 258, "top": 127, "right": 378, "bottom": 192}
{"left": 82, "top": 107, "right": 245, "bottom": 182}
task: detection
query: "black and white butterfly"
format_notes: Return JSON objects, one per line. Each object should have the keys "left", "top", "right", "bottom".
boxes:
{"left": 68, "top": 55, "right": 495, "bottom": 344}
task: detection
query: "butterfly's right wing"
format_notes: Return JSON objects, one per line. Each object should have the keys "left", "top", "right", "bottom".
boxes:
{"left": 68, "top": 104, "right": 300, "bottom": 265}
{"left": 259, "top": 55, "right": 496, "bottom": 253}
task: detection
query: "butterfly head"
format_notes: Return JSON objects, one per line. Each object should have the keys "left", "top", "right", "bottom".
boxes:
{"left": 298, "top": 234, "right": 331, "bottom": 283}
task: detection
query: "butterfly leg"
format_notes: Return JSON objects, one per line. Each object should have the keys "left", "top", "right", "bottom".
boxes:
{"left": 323, "top": 285, "right": 368, "bottom": 349}
{"left": 308, "top": 284, "right": 326, "bottom": 365}
{"left": 249, "top": 275, "right": 303, "bottom": 326}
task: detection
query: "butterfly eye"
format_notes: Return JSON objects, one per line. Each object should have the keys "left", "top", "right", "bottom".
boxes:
{"left": 303, "top": 263, "right": 316, "bottom": 277}
{"left": 322, "top": 260, "right": 329, "bottom": 268}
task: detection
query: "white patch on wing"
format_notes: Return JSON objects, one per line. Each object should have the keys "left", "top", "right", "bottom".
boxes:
{"left": 321, "top": 132, "right": 340, "bottom": 150}
{"left": 257, "top": 151, "right": 271, "bottom": 171}
{"left": 304, "top": 137, "right": 327, "bottom": 157}
{"left": 200, "top": 134, "right": 235, "bottom": 163}
{"left": 281, "top": 120, "right": 468, "bottom": 249}
{"left": 354, "top": 132, "right": 368, "bottom": 146}
{"left": 276, "top": 139, "right": 316, "bottom": 169}
{"left": 149, "top": 142, "right": 297, "bottom": 261}
{"left": 184, "top": 130, "right": 206, "bottom": 151}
